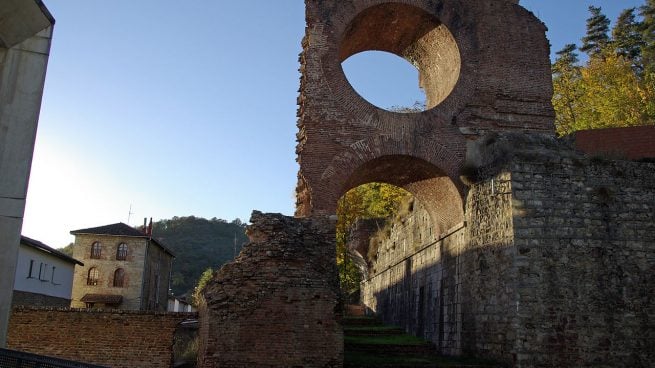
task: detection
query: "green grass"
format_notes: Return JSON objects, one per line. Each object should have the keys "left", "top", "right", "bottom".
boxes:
{"left": 345, "top": 334, "right": 429, "bottom": 346}
{"left": 345, "top": 351, "right": 502, "bottom": 367}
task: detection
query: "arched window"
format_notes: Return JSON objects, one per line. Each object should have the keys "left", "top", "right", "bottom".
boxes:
{"left": 116, "top": 243, "right": 128, "bottom": 260}
{"left": 87, "top": 267, "right": 99, "bottom": 286}
{"left": 113, "top": 268, "right": 125, "bottom": 288}
{"left": 91, "top": 242, "right": 102, "bottom": 259}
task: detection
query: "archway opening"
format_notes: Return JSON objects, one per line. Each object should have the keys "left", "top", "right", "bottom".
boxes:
{"left": 339, "top": 2, "right": 461, "bottom": 112}
{"left": 335, "top": 155, "right": 463, "bottom": 306}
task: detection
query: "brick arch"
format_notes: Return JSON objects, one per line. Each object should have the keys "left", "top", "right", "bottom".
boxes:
{"left": 342, "top": 155, "right": 464, "bottom": 234}
{"left": 296, "top": 0, "right": 555, "bottom": 217}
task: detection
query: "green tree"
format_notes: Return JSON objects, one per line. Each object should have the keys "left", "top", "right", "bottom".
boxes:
{"left": 576, "top": 52, "right": 647, "bottom": 130}
{"left": 641, "top": 0, "right": 655, "bottom": 74}
{"left": 335, "top": 183, "right": 411, "bottom": 296}
{"left": 581, "top": 6, "right": 611, "bottom": 57}
{"left": 612, "top": 7, "right": 644, "bottom": 71}
{"left": 191, "top": 267, "right": 213, "bottom": 307}
{"left": 552, "top": 44, "right": 583, "bottom": 135}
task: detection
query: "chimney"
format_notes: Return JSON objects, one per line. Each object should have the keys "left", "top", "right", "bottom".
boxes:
{"left": 143, "top": 218, "right": 147, "bottom": 235}
{"left": 148, "top": 217, "right": 153, "bottom": 238}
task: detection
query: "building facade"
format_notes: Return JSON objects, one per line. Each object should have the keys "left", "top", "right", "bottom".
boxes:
{"left": 70, "top": 223, "right": 174, "bottom": 311}
{"left": 13, "top": 236, "right": 83, "bottom": 307}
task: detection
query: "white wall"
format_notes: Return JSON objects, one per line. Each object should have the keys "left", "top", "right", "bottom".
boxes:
{"left": 13, "top": 244, "right": 76, "bottom": 300}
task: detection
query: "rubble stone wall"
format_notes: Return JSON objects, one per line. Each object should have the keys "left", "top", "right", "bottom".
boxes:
{"left": 197, "top": 211, "right": 342, "bottom": 368}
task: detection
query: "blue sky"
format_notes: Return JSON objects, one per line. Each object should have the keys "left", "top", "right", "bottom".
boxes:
{"left": 22, "top": 0, "right": 646, "bottom": 247}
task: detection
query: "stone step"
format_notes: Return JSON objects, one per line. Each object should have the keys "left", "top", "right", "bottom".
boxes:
{"left": 342, "top": 317, "right": 382, "bottom": 327}
{"left": 344, "top": 327, "right": 406, "bottom": 336}
{"left": 345, "top": 342, "right": 437, "bottom": 355}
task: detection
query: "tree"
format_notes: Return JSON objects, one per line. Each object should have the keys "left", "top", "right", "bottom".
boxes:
{"left": 576, "top": 52, "right": 647, "bottom": 130}
{"left": 581, "top": 6, "right": 611, "bottom": 57}
{"left": 552, "top": 44, "right": 583, "bottom": 135}
{"left": 335, "top": 183, "right": 411, "bottom": 296}
{"left": 612, "top": 7, "right": 644, "bottom": 71}
{"left": 191, "top": 267, "right": 213, "bottom": 307}
{"left": 641, "top": 0, "right": 655, "bottom": 74}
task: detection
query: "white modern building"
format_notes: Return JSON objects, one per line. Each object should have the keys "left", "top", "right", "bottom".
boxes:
{"left": 13, "top": 236, "right": 83, "bottom": 307}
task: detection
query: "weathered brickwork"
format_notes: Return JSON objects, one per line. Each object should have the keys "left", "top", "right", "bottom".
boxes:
{"left": 360, "top": 134, "right": 655, "bottom": 367}
{"left": 296, "top": 0, "right": 554, "bottom": 219}
{"left": 198, "top": 211, "right": 342, "bottom": 368}
{"left": 7, "top": 306, "right": 196, "bottom": 368}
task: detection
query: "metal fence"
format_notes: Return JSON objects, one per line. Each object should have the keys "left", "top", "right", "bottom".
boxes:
{"left": 0, "top": 348, "right": 109, "bottom": 368}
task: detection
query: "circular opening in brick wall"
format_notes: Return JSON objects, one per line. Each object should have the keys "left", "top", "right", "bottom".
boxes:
{"left": 339, "top": 3, "right": 461, "bottom": 113}
{"left": 342, "top": 51, "right": 427, "bottom": 112}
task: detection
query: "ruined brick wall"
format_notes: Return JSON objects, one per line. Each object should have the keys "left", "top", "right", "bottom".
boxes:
{"left": 197, "top": 211, "right": 342, "bottom": 368}
{"left": 7, "top": 307, "right": 196, "bottom": 368}
{"left": 509, "top": 139, "right": 655, "bottom": 368}
{"left": 296, "top": 0, "right": 554, "bottom": 218}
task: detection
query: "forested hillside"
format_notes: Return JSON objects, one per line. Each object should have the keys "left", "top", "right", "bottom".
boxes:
{"left": 152, "top": 216, "right": 248, "bottom": 296}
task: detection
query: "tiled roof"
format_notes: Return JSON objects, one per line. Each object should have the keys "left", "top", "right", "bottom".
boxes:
{"left": 70, "top": 223, "right": 175, "bottom": 257}
{"left": 70, "top": 223, "right": 146, "bottom": 237}
{"left": 20, "top": 235, "right": 84, "bottom": 266}
{"left": 80, "top": 294, "right": 123, "bottom": 305}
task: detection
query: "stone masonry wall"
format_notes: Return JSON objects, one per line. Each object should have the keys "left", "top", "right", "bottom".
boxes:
{"left": 71, "top": 234, "right": 147, "bottom": 310}
{"left": 7, "top": 306, "right": 196, "bottom": 368}
{"left": 360, "top": 133, "right": 655, "bottom": 367}
{"left": 509, "top": 140, "right": 655, "bottom": 368}
{"left": 360, "top": 173, "right": 516, "bottom": 360}
{"left": 197, "top": 211, "right": 342, "bottom": 368}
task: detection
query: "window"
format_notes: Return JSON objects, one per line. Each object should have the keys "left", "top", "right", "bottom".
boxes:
{"left": 116, "top": 243, "right": 128, "bottom": 260}
{"left": 113, "top": 268, "right": 125, "bottom": 288}
{"left": 91, "top": 242, "right": 102, "bottom": 259}
{"left": 87, "top": 267, "right": 99, "bottom": 286}
{"left": 38, "top": 263, "right": 49, "bottom": 282}
{"left": 27, "top": 260, "right": 35, "bottom": 278}
{"left": 51, "top": 266, "right": 60, "bottom": 285}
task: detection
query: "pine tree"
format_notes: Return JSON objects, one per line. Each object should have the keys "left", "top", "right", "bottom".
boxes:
{"left": 612, "top": 8, "right": 644, "bottom": 71}
{"left": 641, "top": 0, "right": 655, "bottom": 74}
{"left": 581, "top": 6, "right": 611, "bottom": 57}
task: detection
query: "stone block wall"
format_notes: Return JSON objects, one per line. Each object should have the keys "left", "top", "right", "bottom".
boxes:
{"left": 509, "top": 143, "right": 655, "bottom": 368}
{"left": 360, "top": 173, "right": 514, "bottom": 358}
{"left": 71, "top": 234, "right": 148, "bottom": 310}
{"left": 7, "top": 307, "right": 196, "bottom": 368}
{"left": 360, "top": 134, "right": 655, "bottom": 367}
{"left": 197, "top": 211, "right": 342, "bottom": 368}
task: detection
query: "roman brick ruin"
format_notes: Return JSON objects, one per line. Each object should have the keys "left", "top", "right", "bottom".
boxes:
{"left": 196, "top": 1, "right": 654, "bottom": 367}
{"left": 197, "top": 212, "right": 342, "bottom": 368}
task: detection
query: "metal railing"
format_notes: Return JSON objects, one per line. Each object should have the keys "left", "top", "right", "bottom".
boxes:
{"left": 0, "top": 348, "right": 109, "bottom": 368}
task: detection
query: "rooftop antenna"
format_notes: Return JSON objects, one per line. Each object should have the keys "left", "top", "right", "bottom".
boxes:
{"left": 127, "top": 204, "right": 134, "bottom": 224}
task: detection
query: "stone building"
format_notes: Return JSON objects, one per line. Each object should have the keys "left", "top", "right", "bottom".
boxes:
{"left": 13, "top": 236, "right": 83, "bottom": 307}
{"left": 70, "top": 223, "right": 174, "bottom": 311}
